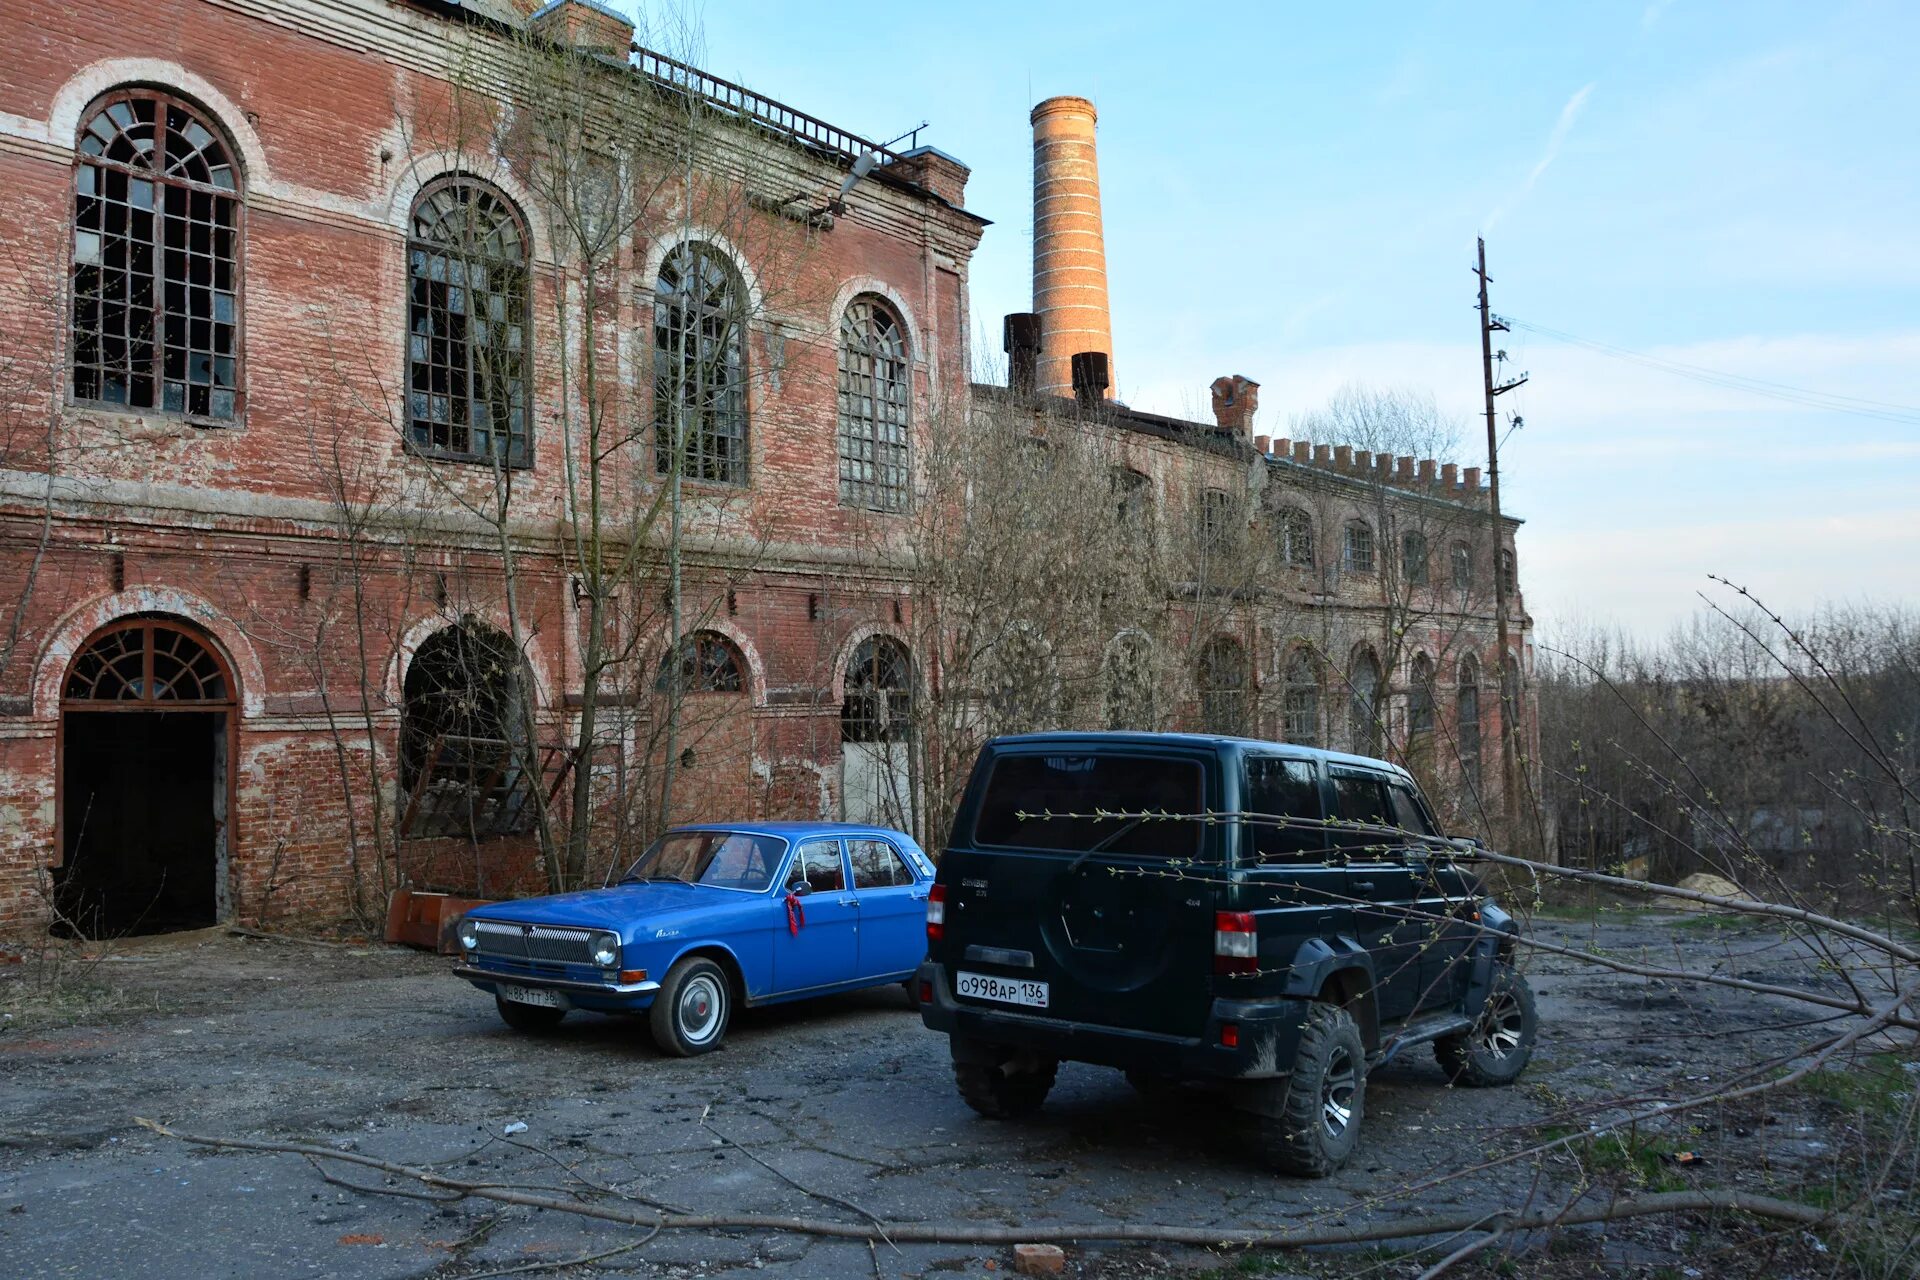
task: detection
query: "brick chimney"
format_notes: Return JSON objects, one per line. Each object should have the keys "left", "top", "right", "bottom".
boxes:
{"left": 528, "top": 0, "right": 633, "bottom": 57}
{"left": 1031, "top": 96, "right": 1114, "bottom": 400}
{"left": 1209, "top": 375, "right": 1260, "bottom": 435}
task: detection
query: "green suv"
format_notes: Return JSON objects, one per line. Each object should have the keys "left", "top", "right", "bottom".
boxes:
{"left": 917, "top": 732, "right": 1536, "bottom": 1176}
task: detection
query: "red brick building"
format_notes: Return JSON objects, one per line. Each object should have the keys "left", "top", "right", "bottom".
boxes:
{"left": 0, "top": 1, "right": 1531, "bottom": 938}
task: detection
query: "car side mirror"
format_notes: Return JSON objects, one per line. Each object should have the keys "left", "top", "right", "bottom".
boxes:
{"left": 789, "top": 880, "right": 813, "bottom": 897}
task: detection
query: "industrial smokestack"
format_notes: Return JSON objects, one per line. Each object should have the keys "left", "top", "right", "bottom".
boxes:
{"left": 1030, "top": 96, "right": 1114, "bottom": 401}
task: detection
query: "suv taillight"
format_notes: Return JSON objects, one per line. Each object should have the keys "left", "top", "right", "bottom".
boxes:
{"left": 927, "top": 884, "right": 947, "bottom": 943}
{"left": 1214, "top": 911, "right": 1257, "bottom": 975}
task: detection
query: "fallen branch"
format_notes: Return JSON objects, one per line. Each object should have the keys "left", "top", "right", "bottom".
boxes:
{"left": 134, "top": 1118, "right": 1833, "bottom": 1249}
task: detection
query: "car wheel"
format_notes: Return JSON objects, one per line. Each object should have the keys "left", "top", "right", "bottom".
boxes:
{"left": 650, "top": 956, "right": 732, "bottom": 1057}
{"left": 1435, "top": 961, "right": 1536, "bottom": 1086}
{"left": 902, "top": 978, "right": 923, "bottom": 1010}
{"left": 954, "top": 1051, "right": 1057, "bottom": 1119}
{"left": 495, "top": 993, "right": 566, "bottom": 1033}
{"left": 1247, "top": 1001, "right": 1366, "bottom": 1177}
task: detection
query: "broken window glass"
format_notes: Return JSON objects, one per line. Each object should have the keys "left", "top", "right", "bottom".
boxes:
{"left": 407, "top": 179, "right": 530, "bottom": 465}
{"left": 70, "top": 92, "right": 240, "bottom": 422}
{"left": 837, "top": 298, "right": 910, "bottom": 511}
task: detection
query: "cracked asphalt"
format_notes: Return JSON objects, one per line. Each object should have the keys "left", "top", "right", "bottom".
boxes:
{"left": 0, "top": 914, "right": 1873, "bottom": 1278}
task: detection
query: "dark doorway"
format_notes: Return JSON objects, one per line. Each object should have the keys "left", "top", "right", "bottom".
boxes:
{"left": 58, "top": 711, "right": 223, "bottom": 937}
{"left": 55, "top": 616, "right": 237, "bottom": 939}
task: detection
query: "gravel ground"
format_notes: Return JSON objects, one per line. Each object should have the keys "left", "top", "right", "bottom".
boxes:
{"left": 0, "top": 913, "right": 1900, "bottom": 1279}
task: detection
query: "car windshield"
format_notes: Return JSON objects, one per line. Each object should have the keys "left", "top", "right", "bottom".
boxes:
{"left": 620, "top": 831, "right": 784, "bottom": 892}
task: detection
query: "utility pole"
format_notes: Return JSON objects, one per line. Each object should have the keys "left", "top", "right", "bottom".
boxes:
{"left": 1475, "top": 237, "right": 1526, "bottom": 833}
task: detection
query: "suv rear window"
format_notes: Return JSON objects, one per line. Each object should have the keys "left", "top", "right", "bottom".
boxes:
{"left": 973, "top": 754, "right": 1205, "bottom": 857}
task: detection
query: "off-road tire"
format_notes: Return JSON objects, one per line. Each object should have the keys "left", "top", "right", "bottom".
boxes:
{"left": 494, "top": 993, "right": 566, "bottom": 1033}
{"left": 1435, "top": 961, "right": 1536, "bottom": 1086}
{"left": 649, "top": 956, "right": 732, "bottom": 1057}
{"left": 1247, "top": 1002, "right": 1367, "bottom": 1177}
{"left": 954, "top": 1057, "right": 1058, "bottom": 1118}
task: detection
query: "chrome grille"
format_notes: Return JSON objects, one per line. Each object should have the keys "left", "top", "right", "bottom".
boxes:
{"left": 473, "top": 920, "right": 596, "bottom": 965}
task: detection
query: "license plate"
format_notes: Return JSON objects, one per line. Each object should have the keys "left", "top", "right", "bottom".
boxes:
{"left": 497, "top": 984, "right": 563, "bottom": 1009}
{"left": 956, "top": 971, "right": 1049, "bottom": 1009}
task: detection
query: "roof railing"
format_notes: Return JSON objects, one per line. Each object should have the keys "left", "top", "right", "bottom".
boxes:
{"left": 633, "top": 45, "right": 899, "bottom": 168}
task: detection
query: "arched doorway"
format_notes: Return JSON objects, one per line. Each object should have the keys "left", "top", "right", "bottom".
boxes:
{"left": 57, "top": 616, "right": 236, "bottom": 937}
{"left": 840, "top": 635, "right": 913, "bottom": 829}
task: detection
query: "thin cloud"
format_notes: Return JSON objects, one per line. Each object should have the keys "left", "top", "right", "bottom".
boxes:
{"left": 1642, "top": 0, "right": 1677, "bottom": 32}
{"left": 1485, "top": 82, "right": 1596, "bottom": 230}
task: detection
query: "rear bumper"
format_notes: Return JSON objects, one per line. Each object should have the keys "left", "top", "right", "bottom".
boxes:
{"left": 916, "top": 962, "right": 1310, "bottom": 1080}
{"left": 454, "top": 964, "right": 661, "bottom": 1015}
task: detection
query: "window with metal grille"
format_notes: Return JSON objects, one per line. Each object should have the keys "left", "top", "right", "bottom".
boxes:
{"left": 1409, "top": 653, "right": 1436, "bottom": 738}
{"left": 1197, "top": 636, "right": 1248, "bottom": 735}
{"left": 1401, "top": 531, "right": 1429, "bottom": 585}
{"left": 1457, "top": 658, "right": 1482, "bottom": 787}
{"left": 655, "top": 243, "right": 746, "bottom": 484}
{"left": 70, "top": 90, "right": 241, "bottom": 422}
{"left": 1452, "top": 542, "right": 1473, "bottom": 593}
{"left": 837, "top": 297, "right": 909, "bottom": 511}
{"left": 654, "top": 631, "right": 745, "bottom": 694}
{"left": 1343, "top": 521, "right": 1376, "bottom": 575}
{"left": 1277, "top": 507, "right": 1315, "bottom": 569}
{"left": 842, "top": 635, "right": 912, "bottom": 742}
{"left": 407, "top": 178, "right": 530, "bottom": 465}
{"left": 1200, "top": 488, "right": 1235, "bottom": 553}
{"left": 1348, "top": 650, "right": 1382, "bottom": 755}
{"left": 1282, "top": 649, "right": 1320, "bottom": 747}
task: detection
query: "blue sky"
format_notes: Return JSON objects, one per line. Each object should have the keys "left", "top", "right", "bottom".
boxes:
{"left": 668, "top": 1, "right": 1920, "bottom": 637}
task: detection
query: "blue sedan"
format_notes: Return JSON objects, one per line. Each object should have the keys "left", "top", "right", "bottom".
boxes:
{"left": 453, "top": 823, "right": 935, "bottom": 1055}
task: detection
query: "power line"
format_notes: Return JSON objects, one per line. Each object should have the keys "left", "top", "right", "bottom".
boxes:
{"left": 1502, "top": 317, "right": 1920, "bottom": 426}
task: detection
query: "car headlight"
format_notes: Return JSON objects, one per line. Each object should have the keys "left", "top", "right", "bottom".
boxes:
{"left": 591, "top": 932, "right": 620, "bottom": 968}
{"left": 457, "top": 919, "right": 480, "bottom": 951}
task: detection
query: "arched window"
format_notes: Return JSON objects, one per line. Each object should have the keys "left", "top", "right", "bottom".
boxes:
{"left": 1401, "top": 531, "right": 1429, "bottom": 586}
{"left": 1281, "top": 648, "right": 1320, "bottom": 746}
{"left": 1103, "top": 632, "right": 1154, "bottom": 730}
{"left": 654, "top": 631, "right": 745, "bottom": 694}
{"left": 1451, "top": 542, "right": 1473, "bottom": 593}
{"left": 71, "top": 90, "right": 242, "bottom": 421}
{"left": 1348, "top": 649, "right": 1382, "bottom": 755}
{"left": 1277, "top": 507, "right": 1315, "bottom": 570}
{"left": 1197, "top": 636, "right": 1248, "bottom": 736}
{"left": 1457, "top": 657, "right": 1482, "bottom": 787}
{"left": 64, "top": 617, "right": 232, "bottom": 704}
{"left": 837, "top": 297, "right": 909, "bottom": 511}
{"left": 399, "top": 619, "right": 532, "bottom": 820}
{"left": 655, "top": 242, "right": 746, "bottom": 484}
{"left": 1343, "top": 520, "right": 1376, "bottom": 575}
{"left": 842, "top": 636, "right": 911, "bottom": 742}
{"left": 407, "top": 177, "right": 530, "bottom": 464}
{"left": 1409, "top": 653, "right": 1436, "bottom": 739}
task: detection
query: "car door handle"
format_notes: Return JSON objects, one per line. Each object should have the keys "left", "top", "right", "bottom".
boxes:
{"left": 1351, "top": 881, "right": 1375, "bottom": 892}
{"left": 839, "top": 897, "right": 859, "bottom": 907}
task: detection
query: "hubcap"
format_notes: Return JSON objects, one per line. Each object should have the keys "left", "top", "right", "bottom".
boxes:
{"left": 1474, "top": 990, "right": 1525, "bottom": 1059}
{"left": 1321, "top": 1045, "right": 1357, "bottom": 1139}
{"left": 678, "top": 974, "right": 724, "bottom": 1043}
